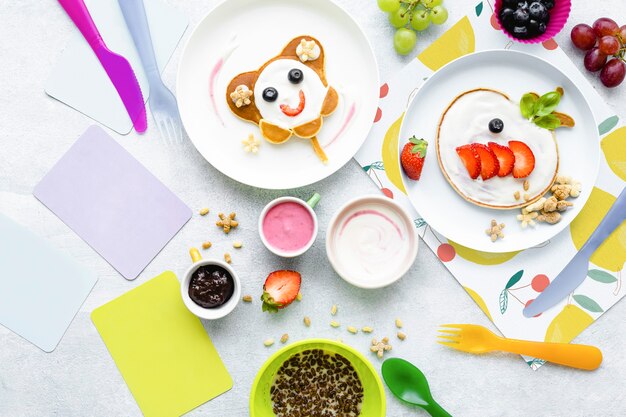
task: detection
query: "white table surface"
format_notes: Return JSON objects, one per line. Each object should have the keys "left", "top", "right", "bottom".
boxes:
{"left": 1, "top": 1, "right": 625, "bottom": 416}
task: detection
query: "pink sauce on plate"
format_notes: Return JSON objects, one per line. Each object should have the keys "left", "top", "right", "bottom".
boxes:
{"left": 262, "top": 202, "right": 315, "bottom": 253}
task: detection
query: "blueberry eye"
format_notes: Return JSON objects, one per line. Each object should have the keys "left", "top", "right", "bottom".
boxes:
{"left": 262, "top": 87, "right": 278, "bottom": 102}
{"left": 288, "top": 69, "right": 303, "bottom": 84}
{"left": 489, "top": 118, "right": 504, "bottom": 133}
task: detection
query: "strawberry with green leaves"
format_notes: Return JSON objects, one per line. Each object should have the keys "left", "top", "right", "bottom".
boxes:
{"left": 400, "top": 136, "right": 428, "bottom": 180}
{"left": 261, "top": 270, "right": 301, "bottom": 313}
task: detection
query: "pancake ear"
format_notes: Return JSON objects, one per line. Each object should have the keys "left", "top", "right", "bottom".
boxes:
{"left": 226, "top": 71, "right": 262, "bottom": 124}
{"left": 279, "top": 36, "right": 327, "bottom": 86}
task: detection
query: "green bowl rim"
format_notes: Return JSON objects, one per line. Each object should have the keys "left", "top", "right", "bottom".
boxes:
{"left": 249, "top": 338, "right": 386, "bottom": 416}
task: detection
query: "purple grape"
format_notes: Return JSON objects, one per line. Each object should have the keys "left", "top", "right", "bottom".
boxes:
{"left": 584, "top": 48, "right": 607, "bottom": 72}
{"left": 600, "top": 59, "right": 626, "bottom": 88}
{"left": 571, "top": 24, "right": 597, "bottom": 50}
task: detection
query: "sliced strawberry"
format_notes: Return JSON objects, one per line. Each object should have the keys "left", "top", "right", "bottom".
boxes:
{"left": 472, "top": 143, "right": 499, "bottom": 180}
{"left": 261, "top": 270, "right": 302, "bottom": 313}
{"left": 455, "top": 144, "right": 481, "bottom": 179}
{"left": 508, "top": 141, "right": 535, "bottom": 178}
{"left": 488, "top": 142, "right": 515, "bottom": 177}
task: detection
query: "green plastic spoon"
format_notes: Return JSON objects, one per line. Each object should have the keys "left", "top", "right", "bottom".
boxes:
{"left": 381, "top": 358, "right": 452, "bottom": 417}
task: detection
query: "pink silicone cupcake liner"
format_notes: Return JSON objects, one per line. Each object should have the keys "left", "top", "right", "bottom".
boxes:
{"left": 494, "top": 0, "right": 571, "bottom": 44}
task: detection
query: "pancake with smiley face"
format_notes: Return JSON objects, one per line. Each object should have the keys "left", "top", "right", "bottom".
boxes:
{"left": 437, "top": 88, "right": 559, "bottom": 210}
{"left": 226, "top": 36, "right": 339, "bottom": 163}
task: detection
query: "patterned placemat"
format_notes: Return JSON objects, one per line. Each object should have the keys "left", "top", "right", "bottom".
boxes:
{"left": 354, "top": 0, "right": 626, "bottom": 369}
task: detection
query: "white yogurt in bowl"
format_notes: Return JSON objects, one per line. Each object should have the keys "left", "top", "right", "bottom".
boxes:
{"left": 326, "top": 195, "right": 418, "bottom": 288}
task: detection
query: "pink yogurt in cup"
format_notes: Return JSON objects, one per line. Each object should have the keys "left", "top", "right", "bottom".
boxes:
{"left": 259, "top": 194, "right": 320, "bottom": 257}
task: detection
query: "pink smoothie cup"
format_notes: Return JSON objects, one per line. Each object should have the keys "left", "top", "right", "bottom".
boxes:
{"left": 494, "top": 0, "right": 571, "bottom": 44}
{"left": 258, "top": 193, "right": 320, "bottom": 258}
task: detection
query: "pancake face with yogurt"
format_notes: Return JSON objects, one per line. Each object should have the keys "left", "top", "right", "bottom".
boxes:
{"left": 437, "top": 89, "right": 559, "bottom": 209}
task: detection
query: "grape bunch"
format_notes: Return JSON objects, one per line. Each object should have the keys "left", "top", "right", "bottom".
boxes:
{"left": 377, "top": 0, "right": 449, "bottom": 55}
{"left": 571, "top": 18, "right": 626, "bottom": 88}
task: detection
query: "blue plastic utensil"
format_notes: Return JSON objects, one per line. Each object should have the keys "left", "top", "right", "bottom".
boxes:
{"left": 119, "top": 0, "right": 183, "bottom": 144}
{"left": 524, "top": 187, "right": 626, "bottom": 317}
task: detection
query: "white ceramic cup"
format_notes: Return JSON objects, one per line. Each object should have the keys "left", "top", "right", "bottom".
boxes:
{"left": 258, "top": 193, "right": 320, "bottom": 258}
{"left": 326, "top": 194, "right": 419, "bottom": 289}
{"left": 181, "top": 248, "right": 241, "bottom": 320}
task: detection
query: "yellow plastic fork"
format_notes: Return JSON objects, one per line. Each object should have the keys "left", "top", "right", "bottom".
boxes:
{"left": 437, "top": 324, "right": 602, "bottom": 370}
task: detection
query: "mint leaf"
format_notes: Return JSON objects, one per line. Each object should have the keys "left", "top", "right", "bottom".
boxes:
{"left": 534, "top": 114, "right": 561, "bottom": 130}
{"left": 535, "top": 91, "right": 561, "bottom": 117}
{"left": 520, "top": 93, "right": 538, "bottom": 119}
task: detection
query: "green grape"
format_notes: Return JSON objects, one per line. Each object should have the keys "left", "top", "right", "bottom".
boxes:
{"left": 422, "top": 0, "right": 443, "bottom": 6}
{"left": 394, "top": 28, "right": 418, "bottom": 55}
{"left": 411, "top": 9, "right": 431, "bottom": 31}
{"left": 429, "top": 5, "right": 448, "bottom": 25}
{"left": 377, "top": 0, "right": 401, "bottom": 13}
{"left": 389, "top": 6, "right": 410, "bottom": 28}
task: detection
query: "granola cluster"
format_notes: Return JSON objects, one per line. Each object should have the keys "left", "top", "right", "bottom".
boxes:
{"left": 517, "top": 175, "right": 581, "bottom": 227}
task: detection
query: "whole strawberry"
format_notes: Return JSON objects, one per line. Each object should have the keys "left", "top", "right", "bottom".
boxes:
{"left": 400, "top": 136, "right": 428, "bottom": 180}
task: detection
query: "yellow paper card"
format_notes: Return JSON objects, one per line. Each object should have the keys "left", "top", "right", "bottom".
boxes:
{"left": 92, "top": 272, "right": 232, "bottom": 417}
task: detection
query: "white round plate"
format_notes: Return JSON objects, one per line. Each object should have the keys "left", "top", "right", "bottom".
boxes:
{"left": 177, "top": 0, "right": 379, "bottom": 190}
{"left": 399, "top": 50, "right": 599, "bottom": 253}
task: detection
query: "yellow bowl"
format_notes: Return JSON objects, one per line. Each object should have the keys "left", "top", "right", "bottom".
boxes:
{"left": 250, "top": 338, "right": 386, "bottom": 416}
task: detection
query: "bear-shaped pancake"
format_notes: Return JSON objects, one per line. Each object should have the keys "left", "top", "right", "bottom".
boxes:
{"left": 226, "top": 36, "right": 339, "bottom": 163}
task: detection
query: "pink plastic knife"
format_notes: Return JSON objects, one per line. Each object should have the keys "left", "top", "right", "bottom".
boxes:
{"left": 57, "top": 0, "right": 147, "bottom": 133}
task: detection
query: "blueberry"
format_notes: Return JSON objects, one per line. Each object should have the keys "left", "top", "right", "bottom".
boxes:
{"left": 529, "top": 2, "right": 548, "bottom": 21}
{"left": 528, "top": 19, "right": 540, "bottom": 34}
{"left": 500, "top": 8, "right": 515, "bottom": 25}
{"left": 516, "top": 1, "right": 529, "bottom": 9}
{"left": 540, "top": 0, "right": 554, "bottom": 10}
{"left": 538, "top": 22, "right": 547, "bottom": 34}
{"left": 262, "top": 87, "right": 278, "bottom": 102}
{"left": 489, "top": 118, "right": 504, "bottom": 133}
{"left": 513, "top": 25, "right": 529, "bottom": 38}
{"left": 288, "top": 68, "right": 303, "bottom": 84}
{"left": 513, "top": 8, "right": 530, "bottom": 24}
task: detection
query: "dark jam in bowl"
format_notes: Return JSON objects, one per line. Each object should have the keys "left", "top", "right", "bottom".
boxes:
{"left": 188, "top": 264, "right": 234, "bottom": 308}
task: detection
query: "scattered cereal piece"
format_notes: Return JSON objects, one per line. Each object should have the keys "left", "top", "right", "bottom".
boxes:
{"left": 304, "top": 316, "right": 311, "bottom": 327}
{"left": 296, "top": 292, "right": 302, "bottom": 301}
{"left": 537, "top": 210, "right": 561, "bottom": 224}
{"left": 233, "top": 241, "right": 243, "bottom": 249}
{"left": 331, "top": 305, "right": 338, "bottom": 316}
{"left": 524, "top": 197, "right": 546, "bottom": 213}
{"left": 230, "top": 85, "right": 252, "bottom": 108}
{"left": 224, "top": 253, "right": 232, "bottom": 263}
{"left": 371, "top": 338, "right": 393, "bottom": 359}
{"left": 202, "top": 241, "right": 212, "bottom": 249}
{"left": 569, "top": 180, "right": 582, "bottom": 198}
{"left": 486, "top": 219, "right": 505, "bottom": 242}
{"left": 551, "top": 184, "right": 572, "bottom": 201}
{"left": 395, "top": 318, "right": 403, "bottom": 329}
{"left": 397, "top": 331, "right": 407, "bottom": 341}
{"left": 242, "top": 295, "right": 253, "bottom": 303}
{"left": 242, "top": 133, "right": 260, "bottom": 154}
{"left": 543, "top": 196, "right": 559, "bottom": 213}
{"left": 523, "top": 180, "right": 529, "bottom": 191}
{"left": 514, "top": 191, "right": 521, "bottom": 200}
{"left": 330, "top": 320, "right": 340, "bottom": 328}
{"left": 199, "top": 207, "right": 209, "bottom": 216}
{"left": 263, "top": 338, "right": 275, "bottom": 347}
{"left": 217, "top": 212, "right": 238, "bottom": 233}
{"left": 517, "top": 211, "right": 538, "bottom": 228}
{"left": 347, "top": 326, "right": 358, "bottom": 334}
{"left": 523, "top": 193, "right": 530, "bottom": 201}
{"left": 557, "top": 200, "right": 574, "bottom": 211}
{"left": 555, "top": 175, "right": 572, "bottom": 185}
{"left": 280, "top": 334, "right": 289, "bottom": 344}
{"left": 362, "top": 326, "right": 374, "bottom": 333}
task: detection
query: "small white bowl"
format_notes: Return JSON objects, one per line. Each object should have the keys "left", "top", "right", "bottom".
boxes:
{"left": 326, "top": 195, "right": 419, "bottom": 289}
{"left": 258, "top": 196, "right": 319, "bottom": 258}
{"left": 181, "top": 258, "right": 241, "bottom": 320}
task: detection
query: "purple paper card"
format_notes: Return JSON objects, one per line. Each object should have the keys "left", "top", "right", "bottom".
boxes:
{"left": 34, "top": 126, "right": 191, "bottom": 280}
